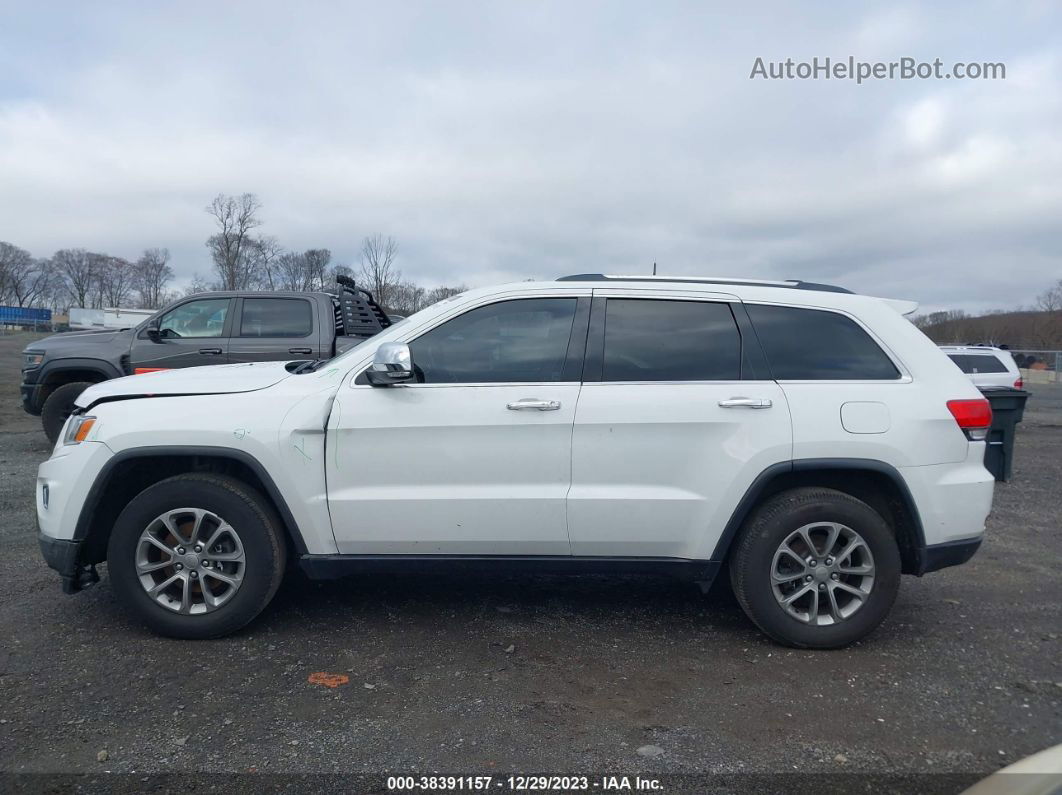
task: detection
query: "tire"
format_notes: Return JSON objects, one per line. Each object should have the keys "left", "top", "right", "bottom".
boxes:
{"left": 107, "top": 473, "right": 287, "bottom": 639}
{"left": 41, "top": 381, "right": 94, "bottom": 443}
{"left": 728, "top": 487, "right": 901, "bottom": 649}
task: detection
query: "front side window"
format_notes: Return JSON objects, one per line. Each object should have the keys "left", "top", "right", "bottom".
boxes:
{"left": 240, "top": 298, "right": 313, "bottom": 338}
{"left": 158, "top": 298, "right": 230, "bottom": 339}
{"left": 602, "top": 299, "right": 741, "bottom": 381}
{"left": 409, "top": 298, "right": 577, "bottom": 383}
{"left": 747, "top": 304, "right": 901, "bottom": 380}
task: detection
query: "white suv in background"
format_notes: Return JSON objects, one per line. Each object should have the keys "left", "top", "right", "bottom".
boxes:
{"left": 940, "top": 345, "right": 1023, "bottom": 389}
{"left": 36, "top": 275, "right": 995, "bottom": 649}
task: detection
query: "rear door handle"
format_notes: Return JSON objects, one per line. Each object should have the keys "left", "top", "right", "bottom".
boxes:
{"left": 718, "top": 397, "right": 773, "bottom": 409}
{"left": 198, "top": 348, "right": 223, "bottom": 355}
{"left": 506, "top": 399, "right": 561, "bottom": 411}
{"left": 288, "top": 347, "right": 313, "bottom": 355}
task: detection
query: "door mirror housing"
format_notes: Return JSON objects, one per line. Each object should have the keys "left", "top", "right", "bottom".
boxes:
{"left": 366, "top": 342, "right": 414, "bottom": 386}
{"left": 145, "top": 318, "right": 161, "bottom": 342}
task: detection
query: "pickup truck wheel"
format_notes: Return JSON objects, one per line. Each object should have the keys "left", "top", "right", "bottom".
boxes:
{"left": 107, "top": 474, "right": 287, "bottom": 639}
{"left": 728, "top": 487, "right": 901, "bottom": 649}
{"left": 41, "top": 381, "right": 93, "bottom": 443}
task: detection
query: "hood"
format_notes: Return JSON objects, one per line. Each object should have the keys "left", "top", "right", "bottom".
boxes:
{"left": 75, "top": 361, "right": 294, "bottom": 409}
{"left": 29, "top": 328, "right": 132, "bottom": 349}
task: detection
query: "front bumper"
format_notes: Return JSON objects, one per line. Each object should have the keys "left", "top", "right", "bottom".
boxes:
{"left": 20, "top": 379, "right": 42, "bottom": 415}
{"left": 37, "top": 440, "right": 114, "bottom": 591}
{"left": 38, "top": 533, "right": 98, "bottom": 593}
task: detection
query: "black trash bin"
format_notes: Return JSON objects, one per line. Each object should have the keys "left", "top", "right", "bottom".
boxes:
{"left": 979, "top": 387, "right": 1030, "bottom": 482}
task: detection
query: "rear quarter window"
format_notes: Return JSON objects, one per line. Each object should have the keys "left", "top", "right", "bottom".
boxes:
{"left": 747, "top": 304, "right": 900, "bottom": 380}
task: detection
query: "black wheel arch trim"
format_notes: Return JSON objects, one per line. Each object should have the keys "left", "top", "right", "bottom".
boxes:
{"left": 710, "top": 458, "right": 931, "bottom": 573}
{"left": 74, "top": 445, "right": 309, "bottom": 555}
{"left": 38, "top": 358, "right": 123, "bottom": 385}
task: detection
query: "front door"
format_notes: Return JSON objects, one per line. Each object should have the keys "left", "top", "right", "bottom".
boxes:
{"left": 326, "top": 295, "right": 589, "bottom": 555}
{"left": 129, "top": 296, "right": 234, "bottom": 372}
{"left": 567, "top": 293, "right": 792, "bottom": 560}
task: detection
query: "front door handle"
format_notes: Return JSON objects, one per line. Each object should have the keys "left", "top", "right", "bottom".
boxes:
{"left": 198, "top": 348, "right": 223, "bottom": 355}
{"left": 288, "top": 347, "right": 313, "bottom": 355}
{"left": 506, "top": 399, "right": 561, "bottom": 411}
{"left": 718, "top": 397, "right": 773, "bottom": 409}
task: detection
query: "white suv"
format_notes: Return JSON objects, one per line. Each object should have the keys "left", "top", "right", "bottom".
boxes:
{"left": 940, "top": 345, "right": 1023, "bottom": 389}
{"left": 36, "top": 275, "right": 995, "bottom": 648}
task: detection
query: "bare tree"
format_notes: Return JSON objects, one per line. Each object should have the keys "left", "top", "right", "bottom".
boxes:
{"left": 303, "top": 248, "right": 331, "bottom": 291}
{"left": 389, "top": 281, "right": 427, "bottom": 315}
{"left": 132, "top": 248, "right": 175, "bottom": 308}
{"left": 329, "top": 263, "right": 354, "bottom": 284}
{"left": 357, "top": 234, "right": 400, "bottom": 308}
{"left": 0, "top": 242, "right": 52, "bottom": 307}
{"left": 100, "top": 256, "right": 134, "bottom": 307}
{"left": 184, "top": 273, "right": 211, "bottom": 296}
{"left": 205, "top": 193, "right": 262, "bottom": 289}
{"left": 425, "top": 285, "right": 467, "bottom": 306}
{"left": 52, "top": 248, "right": 98, "bottom": 308}
{"left": 1037, "top": 279, "right": 1062, "bottom": 313}
{"left": 247, "top": 236, "right": 284, "bottom": 290}
{"left": 276, "top": 250, "right": 307, "bottom": 291}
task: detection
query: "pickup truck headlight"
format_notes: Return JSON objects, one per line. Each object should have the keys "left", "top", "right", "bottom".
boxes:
{"left": 23, "top": 351, "right": 44, "bottom": 369}
{"left": 63, "top": 416, "right": 97, "bottom": 445}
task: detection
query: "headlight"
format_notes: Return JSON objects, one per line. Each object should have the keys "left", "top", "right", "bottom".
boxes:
{"left": 63, "top": 415, "right": 97, "bottom": 445}
{"left": 23, "top": 351, "right": 44, "bottom": 369}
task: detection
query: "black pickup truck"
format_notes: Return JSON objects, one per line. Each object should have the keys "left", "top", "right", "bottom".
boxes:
{"left": 21, "top": 277, "right": 391, "bottom": 442}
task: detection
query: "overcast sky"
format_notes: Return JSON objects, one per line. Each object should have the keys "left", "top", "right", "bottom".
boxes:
{"left": 1, "top": 1, "right": 1059, "bottom": 313}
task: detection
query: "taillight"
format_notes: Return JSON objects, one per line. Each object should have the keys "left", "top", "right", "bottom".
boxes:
{"left": 947, "top": 399, "right": 992, "bottom": 441}
{"left": 1013, "top": 377, "right": 1023, "bottom": 389}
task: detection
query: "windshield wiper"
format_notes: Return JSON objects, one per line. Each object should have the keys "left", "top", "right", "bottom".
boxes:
{"left": 289, "top": 359, "right": 323, "bottom": 374}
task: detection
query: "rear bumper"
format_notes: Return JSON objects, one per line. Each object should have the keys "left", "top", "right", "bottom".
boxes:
{"left": 919, "top": 537, "right": 982, "bottom": 574}
{"left": 900, "top": 443, "right": 995, "bottom": 548}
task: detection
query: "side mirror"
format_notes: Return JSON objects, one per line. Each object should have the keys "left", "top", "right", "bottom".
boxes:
{"left": 146, "top": 319, "right": 161, "bottom": 342}
{"left": 366, "top": 342, "right": 414, "bottom": 386}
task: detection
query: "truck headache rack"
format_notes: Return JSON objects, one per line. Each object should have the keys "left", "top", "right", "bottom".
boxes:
{"left": 556, "top": 273, "right": 853, "bottom": 294}
{"left": 335, "top": 275, "right": 393, "bottom": 338}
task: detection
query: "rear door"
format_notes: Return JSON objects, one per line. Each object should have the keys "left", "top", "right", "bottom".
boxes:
{"left": 128, "top": 296, "right": 234, "bottom": 372}
{"left": 567, "top": 291, "right": 792, "bottom": 560}
{"left": 228, "top": 296, "right": 323, "bottom": 363}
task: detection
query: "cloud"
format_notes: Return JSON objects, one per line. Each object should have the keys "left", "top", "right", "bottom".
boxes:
{"left": 0, "top": 0, "right": 1059, "bottom": 313}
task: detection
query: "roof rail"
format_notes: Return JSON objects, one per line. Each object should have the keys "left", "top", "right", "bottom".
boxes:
{"left": 556, "top": 273, "right": 853, "bottom": 294}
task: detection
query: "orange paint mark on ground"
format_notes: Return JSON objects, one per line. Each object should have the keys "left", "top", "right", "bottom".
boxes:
{"left": 308, "top": 672, "right": 350, "bottom": 688}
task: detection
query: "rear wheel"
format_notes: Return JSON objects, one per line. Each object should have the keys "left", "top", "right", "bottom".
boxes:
{"left": 107, "top": 474, "right": 287, "bottom": 638}
{"left": 41, "top": 381, "right": 93, "bottom": 443}
{"left": 729, "top": 487, "right": 901, "bottom": 649}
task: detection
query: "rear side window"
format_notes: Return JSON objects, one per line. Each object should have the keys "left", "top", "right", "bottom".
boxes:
{"left": 947, "top": 354, "right": 1008, "bottom": 374}
{"left": 240, "top": 298, "right": 313, "bottom": 338}
{"left": 747, "top": 304, "right": 900, "bottom": 380}
{"left": 602, "top": 299, "right": 741, "bottom": 381}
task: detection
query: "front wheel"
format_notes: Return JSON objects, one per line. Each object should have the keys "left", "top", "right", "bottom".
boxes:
{"left": 107, "top": 474, "right": 287, "bottom": 638}
{"left": 729, "top": 487, "right": 901, "bottom": 649}
{"left": 41, "top": 381, "right": 93, "bottom": 443}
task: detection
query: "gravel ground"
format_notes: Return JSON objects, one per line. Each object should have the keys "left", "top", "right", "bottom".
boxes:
{"left": 1, "top": 331, "right": 1059, "bottom": 793}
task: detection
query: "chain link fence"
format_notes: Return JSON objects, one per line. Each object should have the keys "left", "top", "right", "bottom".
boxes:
{"left": 1010, "top": 350, "right": 1062, "bottom": 384}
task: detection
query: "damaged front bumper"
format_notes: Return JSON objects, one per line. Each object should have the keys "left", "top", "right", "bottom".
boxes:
{"left": 38, "top": 533, "right": 99, "bottom": 593}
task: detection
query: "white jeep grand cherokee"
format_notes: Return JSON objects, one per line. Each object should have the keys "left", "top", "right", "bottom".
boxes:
{"left": 36, "top": 275, "right": 995, "bottom": 648}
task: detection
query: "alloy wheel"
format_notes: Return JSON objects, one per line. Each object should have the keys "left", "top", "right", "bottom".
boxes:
{"left": 770, "top": 522, "right": 876, "bottom": 626}
{"left": 135, "top": 508, "right": 246, "bottom": 615}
